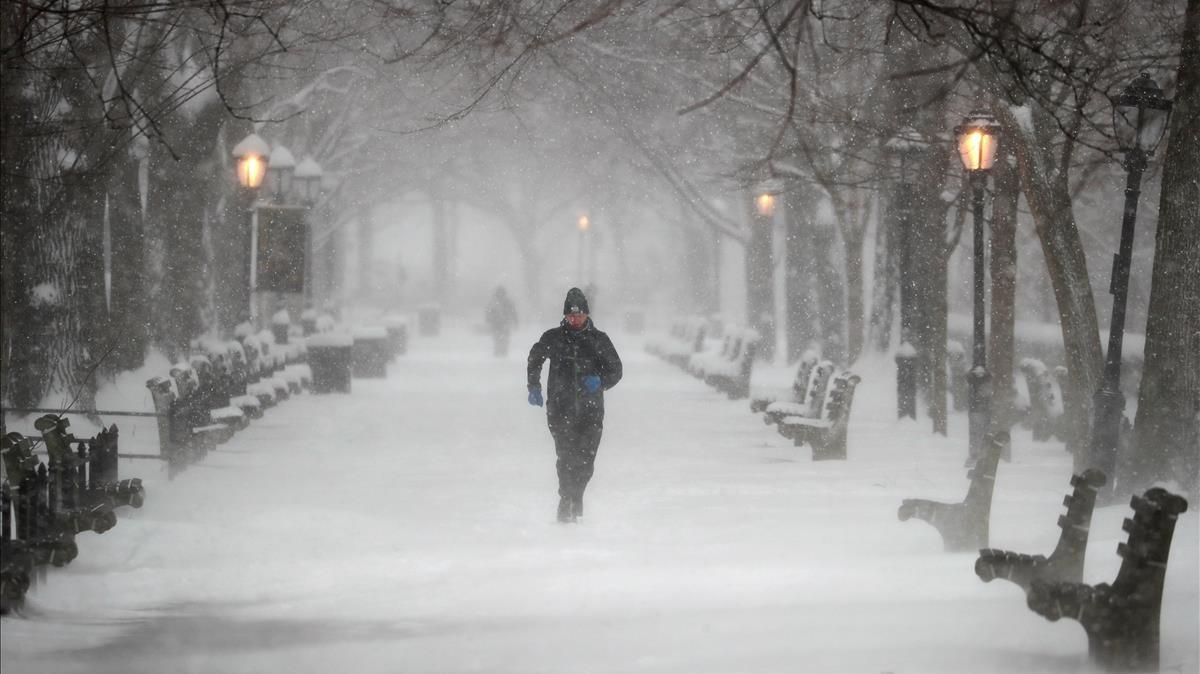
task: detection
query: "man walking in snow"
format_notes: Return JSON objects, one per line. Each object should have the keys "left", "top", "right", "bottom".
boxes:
{"left": 527, "top": 287, "right": 622, "bottom": 523}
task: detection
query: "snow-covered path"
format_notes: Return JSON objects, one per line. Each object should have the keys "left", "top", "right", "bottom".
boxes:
{"left": 3, "top": 328, "right": 1197, "bottom": 673}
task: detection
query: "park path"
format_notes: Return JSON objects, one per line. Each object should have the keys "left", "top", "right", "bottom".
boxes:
{"left": 2, "top": 327, "right": 1196, "bottom": 673}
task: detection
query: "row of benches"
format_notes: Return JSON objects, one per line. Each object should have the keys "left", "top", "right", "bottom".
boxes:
{"left": 148, "top": 325, "right": 313, "bottom": 475}
{"left": 0, "top": 309, "right": 412, "bottom": 617}
{"left": 647, "top": 319, "right": 761, "bottom": 399}
{"left": 652, "top": 319, "right": 1072, "bottom": 446}
{"left": 651, "top": 317, "right": 1185, "bottom": 670}
{"left": 899, "top": 433, "right": 1188, "bottom": 672}
{"left": 0, "top": 320, "right": 323, "bottom": 614}
{"left": 648, "top": 318, "right": 863, "bottom": 461}
{"left": 927, "top": 342, "right": 1071, "bottom": 443}
{"left": 750, "top": 352, "right": 861, "bottom": 461}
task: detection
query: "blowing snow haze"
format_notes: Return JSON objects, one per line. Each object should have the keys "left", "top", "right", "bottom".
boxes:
{"left": 1, "top": 1, "right": 1197, "bottom": 673}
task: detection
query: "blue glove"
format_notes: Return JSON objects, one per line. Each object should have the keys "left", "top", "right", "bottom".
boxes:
{"left": 582, "top": 375, "right": 602, "bottom": 394}
{"left": 528, "top": 388, "right": 544, "bottom": 406}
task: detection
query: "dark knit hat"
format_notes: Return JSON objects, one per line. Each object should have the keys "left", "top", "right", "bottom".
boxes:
{"left": 563, "top": 287, "right": 589, "bottom": 314}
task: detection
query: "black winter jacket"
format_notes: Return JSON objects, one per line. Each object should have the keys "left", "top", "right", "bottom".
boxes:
{"left": 527, "top": 319, "right": 622, "bottom": 418}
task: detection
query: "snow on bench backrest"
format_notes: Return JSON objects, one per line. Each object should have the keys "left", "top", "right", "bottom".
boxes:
{"left": 792, "top": 351, "right": 820, "bottom": 398}
{"left": 806, "top": 361, "right": 837, "bottom": 418}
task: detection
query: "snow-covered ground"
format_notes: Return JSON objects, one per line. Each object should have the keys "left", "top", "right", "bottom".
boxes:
{"left": 2, "top": 325, "right": 1197, "bottom": 674}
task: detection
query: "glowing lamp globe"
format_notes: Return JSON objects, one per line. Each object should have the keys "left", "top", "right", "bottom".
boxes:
{"left": 232, "top": 133, "right": 270, "bottom": 189}
{"left": 954, "top": 112, "right": 1001, "bottom": 172}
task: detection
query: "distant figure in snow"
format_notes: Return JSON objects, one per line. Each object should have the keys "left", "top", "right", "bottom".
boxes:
{"left": 527, "top": 287, "right": 623, "bottom": 523}
{"left": 485, "top": 286, "right": 519, "bottom": 357}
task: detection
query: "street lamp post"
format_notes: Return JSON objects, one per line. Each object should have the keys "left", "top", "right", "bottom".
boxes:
{"left": 751, "top": 181, "right": 780, "bottom": 362}
{"left": 1090, "top": 73, "right": 1172, "bottom": 496}
{"left": 232, "top": 132, "right": 269, "bottom": 325}
{"left": 249, "top": 144, "right": 298, "bottom": 324}
{"left": 886, "top": 128, "right": 925, "bottom": 420}
{"left": 954, "top": 111, "right": 1001, "bottom": 462}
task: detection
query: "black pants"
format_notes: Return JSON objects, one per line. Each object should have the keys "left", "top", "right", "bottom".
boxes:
{"left": 548, "top": 412, "right": 604, "bottom": 499}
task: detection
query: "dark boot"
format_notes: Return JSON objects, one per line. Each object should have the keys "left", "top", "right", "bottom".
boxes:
{"left": 557, "top": 496, "right": 575, "bottom": 523}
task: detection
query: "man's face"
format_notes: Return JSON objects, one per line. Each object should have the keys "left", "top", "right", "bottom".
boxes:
{"left": 564, "top": 312, "right": 588, "bottom": 330}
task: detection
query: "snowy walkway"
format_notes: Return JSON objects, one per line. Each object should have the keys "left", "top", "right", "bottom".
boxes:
{"left": 3, "top": 328, "right": 1197, "bottom": 673}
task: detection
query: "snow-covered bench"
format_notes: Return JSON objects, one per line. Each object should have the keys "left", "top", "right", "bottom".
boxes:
{"left": 975, "top": 469, "right": 1106, "bottom": 594}
{"left": 702, "top": 327, "right": 759, "bottom": 399}
{"left": 763, "top": 359, "right": 835, "bottom": 426}
{"left": 647, "top": 316, "right": 708, "bottom": 369}
{"left": 774, "top": 370, "right": 861, "bottom": 460}
{"left": 146, "top": 362, "right": 239, "bottom": 470}
{"left": 1024, "top": 487, "right": 1189, "bottom": 672}
{"left": 280, "top": 363, "right": 311, "bottom": 393}
{"left": 750, "top": 350, "right": 819, "bottom": 413}
{"left": 687, "top": 330, "right": 740, "bottom": 379}
{"left": 1019, "top": 358, "right": 1065, "bottom": 442}
{"left": 898, "top": 431, "right": 1006, "bottom": 551}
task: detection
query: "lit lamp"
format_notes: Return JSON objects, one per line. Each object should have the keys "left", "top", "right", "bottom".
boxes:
{"left": 954, "top": 110, "right": 1000, "bottom": 463}
{"left": 755, "top": 193, "right": 776, "bottom": 217}
{"left": 232, "top": 133, "right": 269, "bottom": 189}
{"left": 886, "top": 127, "right": 926, "bottom": 420}
{"left": 1090, "top": 73, "right": 1172, "bottom": 497}
{"left": 754, "top": 177, "right": 782, "bottom": 217}
{"left": 232, "top": 132, "right": 271, "bottom": 326}
{"left": 294, "top": 157, "right": 324, "bottom": 205}
{"left": 266, "top": 144, "right": 296, "bottom": 202}
{"left": 578, "top": 215, "right": 590, "bottom": 232}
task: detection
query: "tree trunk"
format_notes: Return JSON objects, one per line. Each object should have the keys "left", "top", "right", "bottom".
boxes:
{"left": 149, "top": 138, "right": 207, "bottom": 349}
{"left": 927, "top": 269, "right": 950, "bottom": 437}
{"left": 106, "top": 153, "right": 152, "bottom": 368}
{"left": 10, "top": 176, "right": 103, "bottom": 411}
{"left": 681, "top": 201, "right": 718, "bottom": 314}
{"left": 1029, "top": 185, "right": 1102, "bottom": 467}
{"left": 914, "top": 208, "right": 951, "bottom": 437}
{"left": 1131, "top": 0, "right": 1200, "bottom": 497}
{"left": 998, "top": 104, "right": 1104, "bottom": 468}
{"left": 813, "top": 223, "right": 847, "bottom": 365}
{"left": 745, "top": 192, "right": 776, "bottom": 360}
{"left": 905, "top": 148, "right": 952, "bottom": 436}
{"left": 783, "top": 189, "right": 819, "bottom": 362}
{"left": 357, "top": 206, "right": 375, "bottom": 305}
{"left": 989, "top": 147, "right": 1020, "bottom": 434}
{"left": 870, "top": 190, "right": 897, "bottom": 353}
{"left": 843, "top": 226, "right": 866, "bottom": 363}
{"left": 139, "top": 143, "right": 172, "bottom": 347}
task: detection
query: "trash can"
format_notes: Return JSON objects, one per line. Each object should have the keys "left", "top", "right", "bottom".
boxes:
{"left": 418, "top": 303, "right": 441, "bottom": 337}
{"left": 381, "top": 315, "right": 410, "bottom": 358}
{"left": 352, "top": 327, "right": 390, "bottom": 378}
{"left": 301, "top": 308, "right": 318, "bottom": 336}
{"left": 272, "top": 309, "right": 291, "bottom": 345}
{"left": 306, "top": 332, "right": 353, "bottom": 393}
